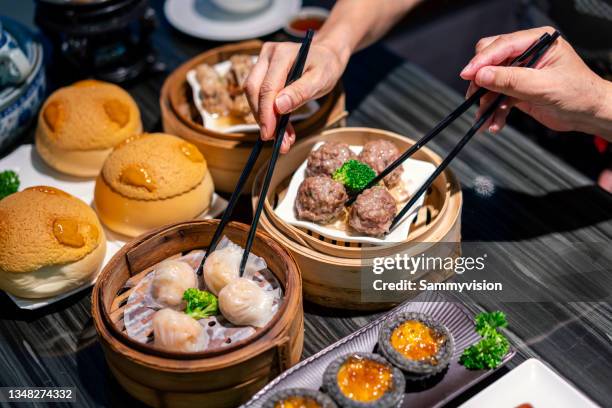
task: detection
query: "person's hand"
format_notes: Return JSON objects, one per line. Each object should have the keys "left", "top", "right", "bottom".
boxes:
{"left": 244, "top": 40, "right": 347, "bottom": 153}
{"left": 460, "top": 26, "right": 612, "bottom": 135}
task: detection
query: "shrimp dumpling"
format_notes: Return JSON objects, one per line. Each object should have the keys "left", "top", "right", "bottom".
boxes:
{"left": 218, "top": 278, "right": 275, "bottom": 328}
{"left": 151, "top": 260, "right": 197, "bottom": 307}
{"left": 202, "top": 245, "right": 242, "bottom": 295}
{"left": 152, "top": 308, "right": 205, "bottom": 352}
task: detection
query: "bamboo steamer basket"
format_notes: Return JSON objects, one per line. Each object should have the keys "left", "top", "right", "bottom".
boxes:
{"left": 160, "top": 40, "right": 347, "bottom": 193}
{"left": 252, "top": 128, "right": 462, "bottom": 310}
{"left": 92, "top": 220, "right": 304, "bottom": 408}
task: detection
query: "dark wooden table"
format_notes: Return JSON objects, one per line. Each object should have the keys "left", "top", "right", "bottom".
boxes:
{"left": 1, "top": 1, "right": 612, "bottom": 407}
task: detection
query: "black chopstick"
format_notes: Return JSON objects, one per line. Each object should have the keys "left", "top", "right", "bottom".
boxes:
{"left": 238, "top": 29, "right": 315, "bottom": 277}
{"left": 195, "top": 137, "right": 265, "bottom": 276}
{"left": 388, "top": 30, "right": 560, "bottom": 231}
{"left": 345, "top": 32, "right": 553, "bottom": 207}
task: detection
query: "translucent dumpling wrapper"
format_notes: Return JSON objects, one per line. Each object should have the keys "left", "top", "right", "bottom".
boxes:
{"left": 152, "top": 308, "right": 207, "bottom": 352}
{"left": 150, "top": 260, "right": 197, "bottom": 308}
{"left": 203, "top": 236, "right": 267, "bottom": 295}
{"left": 218, "top": 277, "right": 275, "bottom": 328}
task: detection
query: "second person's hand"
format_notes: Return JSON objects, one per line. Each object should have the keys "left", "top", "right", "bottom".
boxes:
{"left": 460, "top": 26, "right": 612, "bottom": 137}
{"left": 244, "top": 40, "right": 348, "bottom": 153}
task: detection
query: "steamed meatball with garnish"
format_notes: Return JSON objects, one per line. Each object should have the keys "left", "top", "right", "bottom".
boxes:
{"left": 349, "top": 186, "right": 397, "bottom": 237}
{"left": 358, "top": 140, "right": 404, "bottom": 188}
{"left": 305, "top": 141, "right": 356, "bottom": 177}
{"left": 296, "top": 176, "right": 348, "bottom": 223}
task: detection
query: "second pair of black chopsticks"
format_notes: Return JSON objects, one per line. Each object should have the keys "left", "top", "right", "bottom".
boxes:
{"left": 347, "top": 30, "right": 560, "bottom": 232}
{"left": 196, "top": 29, "right": 315, "bottom": 277}
{"left": 346, "top": 31, "right": 553, "bottom": 207}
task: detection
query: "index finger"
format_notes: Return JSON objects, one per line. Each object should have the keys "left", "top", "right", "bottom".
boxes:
{"left": 460, "top": 26, "right": 554, "bottom": 80}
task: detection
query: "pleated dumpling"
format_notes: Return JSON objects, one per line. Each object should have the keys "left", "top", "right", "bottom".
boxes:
{"left": 203, "top": 244, "right": 241, "bottom": 296}
{"left": 203, "top": 237, "right": 267, "bottom": 295}
{"left": 151, "top": 260, "right": 197, "bottom": 308}
{"left": 218, "top": 278, "right": 275, "bottom": 328}
{"left": 152, "top": 308, "right": 205, "bottom": 352}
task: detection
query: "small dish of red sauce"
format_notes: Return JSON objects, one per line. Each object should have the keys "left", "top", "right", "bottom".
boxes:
{"left": 285, "top": 7, "right": 329, "bottom": 38}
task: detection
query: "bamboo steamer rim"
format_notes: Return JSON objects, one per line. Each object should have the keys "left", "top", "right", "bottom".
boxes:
{"left": 162, "top": 39, "right": 342, "bottom": 143}
{"left": 255, "top": 127, "right": 462, "bottom": 258}
{"left": 92, "top": 220, "right": 301, "bottom": 369}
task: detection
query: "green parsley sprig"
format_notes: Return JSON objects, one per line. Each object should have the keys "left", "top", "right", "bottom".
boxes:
{"left": 183, "top": 288, "right": 218, "bottom": 319}
{"left": 459, "top": 311, "right": 510, "bottom": 370}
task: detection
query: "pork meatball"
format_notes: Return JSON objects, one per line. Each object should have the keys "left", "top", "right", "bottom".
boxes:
{"left": 358, "top": 140, "right": 404, "bottom": 188}
{"left": 296, "top": 176, "right": 348, "bottom": 223}
{"left": 349, "top": 187, "right": 397, "bottom": 236}
{"left": 305, "top": 141, "right": 356, "bottom": 177}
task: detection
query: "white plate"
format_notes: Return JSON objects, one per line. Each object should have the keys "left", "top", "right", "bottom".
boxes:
{"left": 186, "top": 57, "right": 319, "bottom": 133}
{"left": 274, "top": 142, "right": 436, "bottom": 245}
{"left": 460, "top": 358, "right": 600, "bottom": 408}
{"left": 0, "top": 144, "right": 228, "bottom": 310}
{"left": 164, "top": 0, "right": 301, "bottom": 41}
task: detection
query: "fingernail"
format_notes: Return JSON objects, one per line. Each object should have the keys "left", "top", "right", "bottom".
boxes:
{"left": 479, "top": 67, "right": 495, "bottom": 84}
{"left": 260, "top": 125, "right": 268, "bottom": 140}
{"left": 460, "top": 63, "right": 473, "bottom": 76}
{"left": 275, "top": 94, "right": 291, "bottom": 114}
{"left": 489, "top": 124, "right": 498, "bottom": 134}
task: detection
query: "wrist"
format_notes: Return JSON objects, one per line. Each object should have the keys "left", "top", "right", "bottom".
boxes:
{"left": 590, "top": 78, "right": 612, "bottom": 140}
{"left": 314, "top": 23, "right": 354, "bottom": 68}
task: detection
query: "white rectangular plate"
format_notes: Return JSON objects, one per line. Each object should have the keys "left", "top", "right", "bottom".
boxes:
{"left": 274, "top": 142, "right": 436, "bottom": 245}
{"left": 0, "top": 144, "right": 228, "bottom": 310}
{"left": 460, "top": 358, "right": 600, "bottom": 408}
{"left": 186, "top": 57, "right": 319, "bottom": 134}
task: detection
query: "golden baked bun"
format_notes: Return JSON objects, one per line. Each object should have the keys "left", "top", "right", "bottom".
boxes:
{"left": 0, "top": 186, "right": 106, "bottom": 298}
{"left": 35, "top": 80, "right": 142, "bottom": 177}
{"left": 94, "top": 133, "right": 214, "bottom": 237}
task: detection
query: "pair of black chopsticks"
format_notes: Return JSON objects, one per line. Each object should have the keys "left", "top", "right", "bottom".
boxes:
{"left": 196, "top": 29, "right": 315, "bottom": 277}
{"left": 346, "top": 30, "right": 561, "bottom": 232}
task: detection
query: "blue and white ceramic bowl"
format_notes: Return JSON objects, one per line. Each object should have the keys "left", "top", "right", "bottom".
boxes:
{"left": 0, "top": 17, "right": 46, "bottom": 153}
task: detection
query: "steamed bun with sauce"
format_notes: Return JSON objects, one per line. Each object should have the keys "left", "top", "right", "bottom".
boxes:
{"left": 94, "top": 133, "right": 214, "bottom": 237}
{"left": 35, "top": 80, "right": 142, "bottom": 177}
{"left": 0, "top": 186, "right": 106, "bottom": 298}
{"left": 218, "top": 278, "right": 275, "bottom": 328}
{"left": 152, "top": 308, "right": 205, "bottom": 352}
{"left": 151, "top": 260, "right": 197, "bottom": 308}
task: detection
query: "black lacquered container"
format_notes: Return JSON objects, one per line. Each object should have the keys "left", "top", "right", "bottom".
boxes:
{"left": 34, "top": 0, "right": 159, "bottom": 83}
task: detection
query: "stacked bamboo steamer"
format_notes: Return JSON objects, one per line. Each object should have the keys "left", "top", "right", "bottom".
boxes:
{"left": 160, "top": 40, "right": 347, "bottom": 193}
{"left": 92, "top": 220, "right": 303, "bottom": 408}
{"left": 252, "top": 128, "right": 463, "bottom": 311}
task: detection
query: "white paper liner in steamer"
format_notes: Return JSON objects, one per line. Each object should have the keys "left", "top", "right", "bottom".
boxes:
{"left": 274, "top": 141, "right": 437, "bottom": 245}
{"left": 123, "top": 238, "right": 282, "bottom": 350}
{"left": 186, "top": 57, "right": 319, "bottom": 134}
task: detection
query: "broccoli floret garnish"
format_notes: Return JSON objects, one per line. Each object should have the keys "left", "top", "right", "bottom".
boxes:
{"left": 182, "top": 288, "right": 218, "bottom": 319}
{"left": 332, "top": 159, "right": 377, "bottom": 194}
{"left": 0, "top": 170, "right": 20, "bottom": 200}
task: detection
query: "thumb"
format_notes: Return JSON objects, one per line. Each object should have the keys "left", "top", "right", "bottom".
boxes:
{"left": 475, "top": 66, "right": 545, "bottom": 101}
{"left": 274, "top": 74, "right": 319, "bottom": 114}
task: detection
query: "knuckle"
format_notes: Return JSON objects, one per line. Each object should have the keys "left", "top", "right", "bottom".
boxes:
{"left": 259, "top": 80, "right": 276, "bottom": 96}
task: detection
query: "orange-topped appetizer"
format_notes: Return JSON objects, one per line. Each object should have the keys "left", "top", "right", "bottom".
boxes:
{"left": 323, "top": 353, "right": 404, "bottom": 408}
{"left": 378, "top": 312, "right": 454, "bottom": 380}
{"left": 263, "top": 389, "right": 337, "bottom": 408}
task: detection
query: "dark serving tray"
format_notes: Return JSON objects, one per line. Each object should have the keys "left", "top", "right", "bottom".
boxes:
{"left": 243, "top": 294, "right": 515, "bottom": 408}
